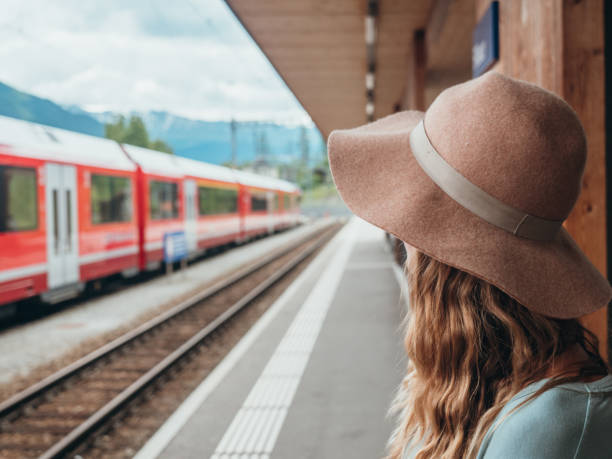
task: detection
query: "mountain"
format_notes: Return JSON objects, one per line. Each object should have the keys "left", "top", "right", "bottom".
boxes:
{"left": 0, "top": 82, "right": 104, "bottom": 136}
{"left": 0, "top": 80, "right": 324, "bottom": 166}
{"left": 90, "top": 110, "right": 324, "bottom": 166}
{"left": 133, "top": 111, "right": 324, "bottom": 166}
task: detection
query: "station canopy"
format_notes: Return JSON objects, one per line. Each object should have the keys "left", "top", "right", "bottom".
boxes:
{"left": 225, "top": 0, "right": 474, "bottom": 139}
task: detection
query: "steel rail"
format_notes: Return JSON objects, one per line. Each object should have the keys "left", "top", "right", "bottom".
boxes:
{"left": 0, "top": 223, "right": 334, "bottom": 421}
{"left": 37, "top": 224, "right": 336, "bottom": 459}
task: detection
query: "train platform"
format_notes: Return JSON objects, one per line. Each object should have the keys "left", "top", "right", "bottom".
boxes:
{"left": 0, "top": 218, "right": 331, "bottom": 385}
{"left": 136, "top": 217, "right": 408, "bottom": 459}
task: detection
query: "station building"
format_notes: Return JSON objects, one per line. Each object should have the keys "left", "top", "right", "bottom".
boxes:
{"left": 226, "top": 0, "right": 612, "bottom": 361}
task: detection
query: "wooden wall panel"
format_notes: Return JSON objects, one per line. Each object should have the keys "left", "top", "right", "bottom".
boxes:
{"left": 562, "top": 1, "right": 607, "bottom": 359}
{"left": 475, "top": 0, "right": 608, "bottom": 359}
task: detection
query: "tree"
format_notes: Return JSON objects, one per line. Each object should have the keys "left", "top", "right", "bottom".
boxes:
{"left": 105, "top": 115, "right": 174, "bottom": 154}
{"left": 150, "top": 139, "right": 173, "bottom": 154}
{"left": 104, "top": 115, "right": 126, "bottom": 140}
{"left": 121, "top": 116, "right": 149, "bottom": 148}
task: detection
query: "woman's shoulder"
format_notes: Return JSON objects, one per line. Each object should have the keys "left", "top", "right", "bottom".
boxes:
{"left": 477, "top": 375, "right": 612, "bottom": 459}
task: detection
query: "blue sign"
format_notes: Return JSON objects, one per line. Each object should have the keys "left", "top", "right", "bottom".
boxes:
{"left": 472, "top": 1, "right": 499, "bottom": 77}
{"left": 163, "top": 231, "right": 188, "bottom": 263}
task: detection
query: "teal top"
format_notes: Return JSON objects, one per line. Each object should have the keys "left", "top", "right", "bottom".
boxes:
{"left": 402, "top": 375, "right": 612, "bottom": 459}
{"left": 477, "top": 374, "right": 612, "bottom": 459}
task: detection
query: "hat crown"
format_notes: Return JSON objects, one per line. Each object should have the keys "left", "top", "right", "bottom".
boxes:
{"left": 425, "top": 72, "right": 586, "bottom": 221}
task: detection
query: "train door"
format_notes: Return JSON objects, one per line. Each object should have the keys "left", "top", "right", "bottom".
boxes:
{"left": 45, "top": 163, "right": 79, "bottom": 288}
{"left": 266, "top": 190, "right": 275, "bottom": 234}
{"left": 184, "top": 179, "right": 197, "bottom": 254}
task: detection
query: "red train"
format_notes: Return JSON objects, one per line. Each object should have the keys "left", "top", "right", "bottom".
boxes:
{"left": 0, "top": 115, "right": 301, "bottom": 307}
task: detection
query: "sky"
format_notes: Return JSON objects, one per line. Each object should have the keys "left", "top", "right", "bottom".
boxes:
{"left": 0, "top": 0, "right": 312, "bottom": 125}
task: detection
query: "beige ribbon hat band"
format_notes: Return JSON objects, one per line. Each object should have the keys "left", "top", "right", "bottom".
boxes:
{"left": 409, "top": 120, "right": 563, "bottom": 241}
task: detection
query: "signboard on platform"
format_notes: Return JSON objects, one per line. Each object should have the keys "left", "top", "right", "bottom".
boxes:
{"left": 472, "top": 1, "right": 499, "bottom": 77}
{"left": 163, "top": 231, "right": 188, "bottom": 263}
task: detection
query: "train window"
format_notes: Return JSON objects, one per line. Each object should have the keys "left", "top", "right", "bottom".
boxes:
{"left": 150, "top": 180, "right": 179, "bottom": 220}
{"left": 284, "top": 194, "right": 291, "bottom": 210}
{"left": 0, "top": 166, "right": 38, "bottom": 232}
{"left": 250, "top": 191, "right": 267, "bottom": 211}
{"left": 198, "top": 186, "right": 238, "bottom": 215}
{"left": 91, "top": 174, "right": 132, "bottom": 224}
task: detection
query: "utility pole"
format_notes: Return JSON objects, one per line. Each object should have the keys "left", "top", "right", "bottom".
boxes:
{"left": 299, "top": 125, "right": 309, "bottom": 165}
{"left": 230, "top": 118, "right": 237, "bottom": 167}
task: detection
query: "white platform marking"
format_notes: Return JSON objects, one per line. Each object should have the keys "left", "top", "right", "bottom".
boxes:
{"left": 209, "top": 219, "right": 358, "bottom": 459}
{"left": 344, "top": 261, "right": 393, "bottom": 271}
{"left": 392, "top": 263, "right": 410, "bottom": 310}
{"left": 134, "top": 218, "right": 355, "bottom": 459}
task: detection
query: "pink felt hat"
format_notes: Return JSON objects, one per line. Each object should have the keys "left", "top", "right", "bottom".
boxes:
{"left": 328, "top": 71, "right": 611, "bottom": 318}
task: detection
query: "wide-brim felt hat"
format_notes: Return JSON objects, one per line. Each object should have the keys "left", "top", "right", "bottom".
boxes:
{"left": 328, "top": 71, "right": 611, "bottom": 319}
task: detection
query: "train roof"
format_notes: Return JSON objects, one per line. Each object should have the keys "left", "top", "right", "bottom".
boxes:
{"left": 125, "top": 146, "right": 300, "bottom": 192}
{"left": 170, "top": 155, "right": 237, "bottom": 184}
{"left": 123, "top": 145, "right": 239, "bottom": 184}
{"left": 231, "top": 169, "right": 300, "bottom": 193}
{"left": 120, "top": 144, "right": 185, "bottom": 178}
{"left": 0, "top": 115, "right": 302, "bottom": 193}
{"left": 270, "top": 177, "right": 301, "bottom": 193}
{"left": 0, "top": 115, "right": 136, "bottom": 171}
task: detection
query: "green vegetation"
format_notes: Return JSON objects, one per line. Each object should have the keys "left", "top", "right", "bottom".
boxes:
{"left": 300, "top": 182, "right": 349, "bottom": 217}
{"left": 105, "top": 115, "right": 174, "bottom": 154}
{"left": 302, "top": 183, "right": 340, "bottom": 202}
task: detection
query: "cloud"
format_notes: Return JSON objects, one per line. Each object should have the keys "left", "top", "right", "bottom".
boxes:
{"left": 0, "top": 0, "right": 312, "bottom": 125}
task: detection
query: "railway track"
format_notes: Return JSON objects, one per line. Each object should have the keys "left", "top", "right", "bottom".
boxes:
{"left": 0, "top": 221, "right": 342, "bottom": 459}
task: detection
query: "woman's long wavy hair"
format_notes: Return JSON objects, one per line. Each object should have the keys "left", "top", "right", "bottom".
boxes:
{"left": 387, "top": 250, "right": 609, "bottom": 459}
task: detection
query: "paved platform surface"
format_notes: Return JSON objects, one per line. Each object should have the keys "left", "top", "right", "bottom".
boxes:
{"left": 0, "top": 219, "right": 332, "bottom": 384}
{"left": 136, "top": 217, "right": 408, "bottom": 459}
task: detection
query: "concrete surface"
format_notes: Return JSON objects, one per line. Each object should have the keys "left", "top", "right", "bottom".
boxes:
{"left": 142, "top": 217, "right": 407, "bottom": 459}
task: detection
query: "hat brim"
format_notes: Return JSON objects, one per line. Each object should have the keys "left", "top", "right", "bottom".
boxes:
{"left": 328, "top": 110, "right": 611, "bottom": 319}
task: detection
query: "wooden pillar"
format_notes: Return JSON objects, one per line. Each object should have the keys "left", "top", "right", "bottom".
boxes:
{"left": 604, "top": 0, "right": 612, "bottom": 365}
{"left": 412, "top": 30, "right": 427, "bottom": 111}
{"left": 562, "top": 2, "right": 608, "bottom": 361}
{"left": 403, "top": 29, "right": 427, "bottom": 110}
{"left": 475, "top": 0, "right": 608, "bottom": 360}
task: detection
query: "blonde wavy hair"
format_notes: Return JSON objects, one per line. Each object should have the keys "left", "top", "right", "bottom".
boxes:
{"left": 387, "top": 250, "right": 609, "bottom": 459}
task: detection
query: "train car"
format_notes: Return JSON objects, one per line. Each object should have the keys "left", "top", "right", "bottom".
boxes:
{"left": 174, "top": 156, "right": 241, "bottom": 254}
{"left": 121, "top": 145, "right": 186, "bottom": 271}
{"left": 0, "top": 115, "right": 139, "bottom": 304}
{"left": 0, "top": 116, "right": 302, "bottom": 309}
{"left": 232, "top": 169, "right": 283, "bottom": 239}
{"left": 270, "top": 177, "right": 301, "bottom": 230}
{"left": 122, "top": 146, "right": 246, "bottom": 268}
{"left": 286, "top": 187, "right": 302, "bottom": 226}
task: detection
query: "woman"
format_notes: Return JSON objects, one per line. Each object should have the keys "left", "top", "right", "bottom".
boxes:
{"left": 327, "top": 72, "right": 612, "bottom": 458}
